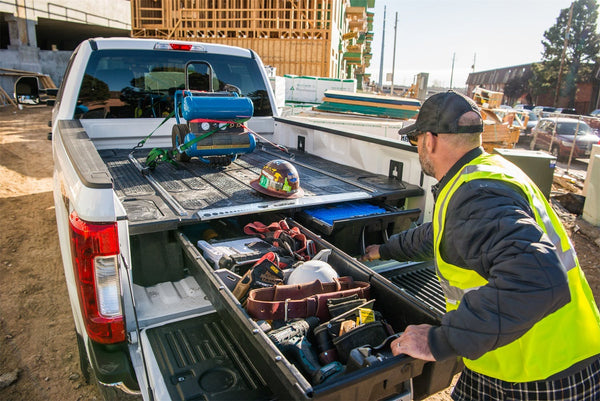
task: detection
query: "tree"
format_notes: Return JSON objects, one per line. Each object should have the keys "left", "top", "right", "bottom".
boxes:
{"left": 78, "top": 74, "right": 110, "bottom": 102}
{"left": 504, "top": 70, "right": 533, "bottom": 105}
{"left": 530, "top": 0, "right": 599, "bottom": 107}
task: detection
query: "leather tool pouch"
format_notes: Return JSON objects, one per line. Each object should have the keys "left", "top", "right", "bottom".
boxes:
{"left": 314, "top": 300, "right": 392, "bottom": 365}
{"left": 326, "top": 294, "right": 367, "bottom": 318}
{"left": 232, "top": 252, "right": 284, "bottom": 302}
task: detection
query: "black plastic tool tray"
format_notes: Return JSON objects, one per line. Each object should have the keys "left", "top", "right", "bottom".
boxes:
{"left": 296, "top": 203, "right": 421, "bottom": 256}
{"left": 146, "top": 312, "right": 273, "bottom": 401}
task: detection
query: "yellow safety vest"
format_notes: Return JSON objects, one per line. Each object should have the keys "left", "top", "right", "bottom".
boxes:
{"left": 433, "top": 153, "right": 600, "bottom": 382}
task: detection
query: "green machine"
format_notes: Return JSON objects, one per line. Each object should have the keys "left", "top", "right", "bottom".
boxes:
{"left": 493, "top": 148, "right": 557, "bottom": 199}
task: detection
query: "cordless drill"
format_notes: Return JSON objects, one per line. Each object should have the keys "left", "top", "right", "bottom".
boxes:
{"left": 268, "top": 317, "right": 344, "bottom": 384}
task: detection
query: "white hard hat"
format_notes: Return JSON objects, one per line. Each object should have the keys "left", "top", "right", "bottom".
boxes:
{"left": 287, "top": 249, "right": 338, "bottom": 285}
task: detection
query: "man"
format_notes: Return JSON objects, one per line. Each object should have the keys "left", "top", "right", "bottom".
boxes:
{"left": 360, "top": 91, "right": 600, "bottom": 400}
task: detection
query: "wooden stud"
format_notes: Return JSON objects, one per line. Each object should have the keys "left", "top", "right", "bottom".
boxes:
{"left": 129, "top": 0, "right": 375, "bottom": 79}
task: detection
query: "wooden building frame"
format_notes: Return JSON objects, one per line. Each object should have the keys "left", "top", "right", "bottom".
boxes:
{"left": 130, "top": 0, "right": 374, "bottom": 79}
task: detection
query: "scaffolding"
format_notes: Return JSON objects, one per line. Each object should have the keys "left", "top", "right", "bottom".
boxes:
{"left": 131, "top": 0, "right": 374, "bottom": 79}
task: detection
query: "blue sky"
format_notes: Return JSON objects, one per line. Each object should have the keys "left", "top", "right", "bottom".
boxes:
{"left": 366, "top": 0, "right": 590, "bottom": 88}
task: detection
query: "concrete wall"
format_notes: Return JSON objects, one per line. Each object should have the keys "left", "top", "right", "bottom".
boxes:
{"left": 0, "top": 48, "right": 72, "bottom": 99}
{"left": 0, "top": 0, "right": 130, "bottom": 103}
{"left": 38, "top": 49, "right": 73, "bottom": 87}
{"left": 0, "top": 1, "right": 130, "bottom": 30}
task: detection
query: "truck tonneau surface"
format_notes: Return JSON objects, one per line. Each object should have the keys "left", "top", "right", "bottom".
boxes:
{"left": 100, "top": 146, "right": 423, "bottom": 234}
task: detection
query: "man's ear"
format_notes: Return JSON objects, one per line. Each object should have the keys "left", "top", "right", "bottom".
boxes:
{"left": 425, "top": 131, "right": 437, "bottom": 153}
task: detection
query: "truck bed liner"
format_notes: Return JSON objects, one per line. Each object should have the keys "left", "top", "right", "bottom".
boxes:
{"left": 145, "top": 313, "right": 273, "bottom": 401}
{"left": 99, "top": 145, "right": 423, "bottom": 234}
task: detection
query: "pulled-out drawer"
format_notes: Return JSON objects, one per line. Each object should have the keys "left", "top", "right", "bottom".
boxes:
{"left": 157, "top": 218, "right": 460, "bottom": 400}
{"left": 295, "top": 202, "right": 420, "bottom": 256}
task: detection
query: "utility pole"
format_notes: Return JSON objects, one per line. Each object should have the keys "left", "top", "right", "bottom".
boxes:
{"left": 554, "top": 2, "right": 574, "bottom": 105}
{"left": 378, "top": 6, "right": 386, "bottom": 91}
{"left": 449, "top": 52, "right": 455, "bottom": 89}
{"left": 471, "top": 53, "right": 476, "bottom": 73}
{"left": 390, "top": 12, "right": 398, "bottom": 95}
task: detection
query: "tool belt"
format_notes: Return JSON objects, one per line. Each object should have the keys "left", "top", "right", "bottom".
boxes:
{"left": 246, "top": 276, "right": 370, "bottom": 321}
{"left": 243, "top": 220, "right": 315, "bottom": 263}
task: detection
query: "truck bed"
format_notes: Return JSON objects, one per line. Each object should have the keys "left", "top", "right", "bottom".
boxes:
{"left": 51, "top": 38, "right": 458, "bottom": 401}
{"left": 145, "top": 312, "right": 274, "bottom": 401}
{"left": 58, "top": 119, "right": 458, "bottom": 400}
{"left": 100, "top": 145, "right": 423, "bottom": 235}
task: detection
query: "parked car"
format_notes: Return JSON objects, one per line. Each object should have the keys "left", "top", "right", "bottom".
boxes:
{"left": 555, "top": 107, "right": 577, "bottom": 115}
{"left": 531, "top": 117, "right": 599, "bottom": 160}
{"left": 532, "top": 105, "right": 557, "bottom": 118}
{"left": 585, "top": 109, "right": 600, "bottom": 132}
{"left": 514, "top": 104, "right": 533, "bottom": 111}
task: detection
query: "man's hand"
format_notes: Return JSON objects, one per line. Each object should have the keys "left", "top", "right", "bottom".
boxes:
{"left": 359, "top": 244, "right": 381, "bottom": 262}
{"left": 390, "top": 324, "right": 436, "bottom": 361}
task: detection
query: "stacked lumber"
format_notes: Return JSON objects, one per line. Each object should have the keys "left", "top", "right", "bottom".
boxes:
{"left": 315, "top": 90, "right": 421, "bottom": 119}
{"left": 472, "top": 86, "right": 503, "bottom": 109}
{"left": 480, "top": 108, "right": 521, "bottom": 153}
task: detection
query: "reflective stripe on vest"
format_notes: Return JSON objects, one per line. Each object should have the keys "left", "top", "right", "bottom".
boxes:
{"left": 434, "top": 161, "right": 577, "bottom": 305}
{"left": 433, "top": 153, "right": 600, "bottom": 382}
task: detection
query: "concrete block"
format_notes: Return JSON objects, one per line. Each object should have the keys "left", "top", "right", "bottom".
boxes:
{"left": 582, "top": 144, "right": 600, "bottom": 197}
{"left": 583, "top": 154, "right": 600, "bottom": 226}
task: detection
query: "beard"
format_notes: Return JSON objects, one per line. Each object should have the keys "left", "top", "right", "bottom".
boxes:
{"left": 418, "top": 146, "right": 435, "bottom": 177}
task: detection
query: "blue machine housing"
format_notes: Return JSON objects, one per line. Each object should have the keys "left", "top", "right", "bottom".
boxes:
{"left": 176, "top": 90, "right": 254, "bottom": 122}
{"left": 181, "top": 130, "right": 257, "bottom": 157}
{"left": 173, "top": 90, "right": 256, "bottom": 164}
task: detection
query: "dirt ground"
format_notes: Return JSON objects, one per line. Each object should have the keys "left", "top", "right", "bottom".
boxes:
{"left": 0, "top": 106, "right": 598, "bottom": 401}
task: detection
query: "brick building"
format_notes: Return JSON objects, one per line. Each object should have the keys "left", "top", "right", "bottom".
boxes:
{"left": 466, "top": 63, "right": 600, "bottom": 114}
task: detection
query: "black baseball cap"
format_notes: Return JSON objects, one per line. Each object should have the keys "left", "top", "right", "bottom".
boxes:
{"left": 398, "top": 90, "right": 483, "bottom": 136}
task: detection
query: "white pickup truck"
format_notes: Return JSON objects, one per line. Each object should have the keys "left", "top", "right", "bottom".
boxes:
{"left": 16, "top": 37, "right": 460, "bottom": 401}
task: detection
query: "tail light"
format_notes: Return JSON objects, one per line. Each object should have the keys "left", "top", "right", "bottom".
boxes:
{"left": 154, "top": 42, "right": 206, "bottom": 52}
{"left": 69, "top": 211, "right": 125, "bottom": 344}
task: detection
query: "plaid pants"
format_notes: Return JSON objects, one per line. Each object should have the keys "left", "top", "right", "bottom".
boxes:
{"left": 452, "top": 358, "right": 600, "bottom": 400}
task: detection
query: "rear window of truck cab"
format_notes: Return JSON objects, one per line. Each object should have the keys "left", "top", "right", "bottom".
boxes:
{"left": 74, "top": 49, "right": 272, "bottom": 119}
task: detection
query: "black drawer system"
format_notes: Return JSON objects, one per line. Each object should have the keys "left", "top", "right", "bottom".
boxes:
{"left": 295, "top": 202, "right": 421, "bottom": 256}
{"left": 380, "top": 262, "right": 447, "bottom": 318}
{"left": 138, "top": 212, "right": 462, "bottom": 401}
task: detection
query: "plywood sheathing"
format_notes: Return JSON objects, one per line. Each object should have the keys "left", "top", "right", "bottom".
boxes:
{"left": 131, "top": 0, "right": 373, "bottom": 78}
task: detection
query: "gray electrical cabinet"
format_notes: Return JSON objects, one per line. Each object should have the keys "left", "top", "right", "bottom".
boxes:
{"left": 493, "top": 148, "right": 557, "bottom": 199}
